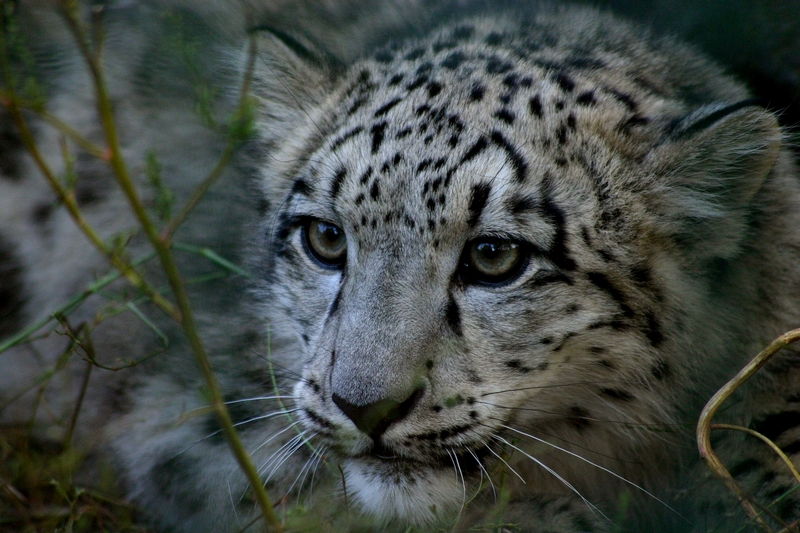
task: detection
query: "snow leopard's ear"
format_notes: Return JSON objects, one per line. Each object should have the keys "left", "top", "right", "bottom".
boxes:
{"left": 646, "top": 101, "right": 782, "bottom": 260}
{"left": 247, "top": 26, "right": 341, "bottom": 143}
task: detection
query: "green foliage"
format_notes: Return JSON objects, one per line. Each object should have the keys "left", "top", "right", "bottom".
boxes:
{"left": 145, "top": 151, "right": 175, "bottom": 222}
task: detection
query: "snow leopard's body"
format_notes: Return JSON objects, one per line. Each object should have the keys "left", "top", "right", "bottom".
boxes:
{"left": 1, "top": 1, "right": 799, "bottom": 532}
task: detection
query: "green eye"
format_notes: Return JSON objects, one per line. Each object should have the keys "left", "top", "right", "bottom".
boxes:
{"left": 303, "top": 219, "right": 347, "bottom": 268}
{"left": 461, "top": 238, "right": 527, "bottom": 285}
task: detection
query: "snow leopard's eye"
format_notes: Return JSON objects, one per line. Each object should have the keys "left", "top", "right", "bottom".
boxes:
{"left": 303, "top": 219, "right": 347, "bottom": 268}
{"left": 460, "top": 238, "right": 527, "bottom": 285}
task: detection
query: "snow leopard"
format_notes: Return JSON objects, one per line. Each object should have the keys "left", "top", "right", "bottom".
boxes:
{"left": 1, "top": 1, "right": 799, "bottom": 532}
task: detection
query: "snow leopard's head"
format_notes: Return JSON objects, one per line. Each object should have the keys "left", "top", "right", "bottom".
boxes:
{"left": 249, "top": 7, "right": 781, "bottom": 524}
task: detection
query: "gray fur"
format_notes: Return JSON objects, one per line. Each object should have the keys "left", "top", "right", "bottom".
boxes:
{"left": 2, "top": 2, "right": 799, "bottom": 532}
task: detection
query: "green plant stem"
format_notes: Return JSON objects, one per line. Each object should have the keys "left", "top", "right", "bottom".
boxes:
{"left": 697, "top": 326, "right": 800, "bottom": 532}
{"left": 59, "top": 6, "right": 282, "bottom": 530}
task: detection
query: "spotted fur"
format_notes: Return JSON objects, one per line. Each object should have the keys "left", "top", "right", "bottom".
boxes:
{"left": 1, "top": 2, "right": 800, "bottom": 533}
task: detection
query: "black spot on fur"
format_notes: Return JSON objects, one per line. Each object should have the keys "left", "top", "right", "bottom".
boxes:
{"left": 406, "top": 74, "right": 430, "bottom": 91}
{"left": 505, "top": 360, "right": 531, "bottom": 373}
{"left": 567, "top": 114, "right": 577, "bottom": 130}
{"left": 651, "top": 360, "right": 671, "bottom": 380}
{"left": 644, "top": 312, "right": 664, "bottom": 347}
{"left": 568, "top": 406, "right": 591, "bottom": 430}
{"left": 750, "top": 411, "right": 800, "bottom": 441}
{"left": 374, "top": 97, "right": 403, "bottom": 117}
{"left": 502, "top": 73, "right": 519, "bottom": 88}
{"left": 598, "top": 359, "right": 615, "bottom": 369}
{"left": 601, "top": 388, "right": 635, "bottom": 402}
{"left": 290, "top": 178, "right": 313, "bottom": 198}
{"left": 347, "top": 95, "right": 368, "bottom": 116}
{"left": 467, "top": 183, "right": 491, "bottom": 227}
{"left": 405, "top": 48, "right": 425, "bottom": 61}
{"left": 445, "top": 294, "right": 462, "bottom": 336}
{"left": 576, "top": 90, "right": 596, "bottom": 106}
{"left": 303, "top": 408, "right": 333, "bottom": 429}
{"left": 416, "top": 62, "right": 433, "bottom": 75}
{"left": 469, "top": 84, "right": 485, "bottom": 102}
{"left": 508, "top": 195, "right": 538, "bottom": 214}
{"left": 427, "top": 81, "right": 443, "bottom": 97}
{"left": 618, "top": 115, "right": 650, "bottom": 133}
{"left": 553, "top": 71, "right": 575, "bottom": 92}
{"left": 587, "top": 272, "right": 634, "bottom": 317}
{"left": 359, "top": 166, "right": 373, "bottom": 185}
{"left": 486, "top": 57, "right": 513, "bottom": 75}
{"left": 451, "top": 25, "right": 475, "bottom": 40}
{"left": 417, "top": 159, "right": 433, "bottom": 172}
{"left": 331, "top": 126, "right": 364, "bottom": 152}
{"left": 0, "top": 234, "right": 25, "bottom": 337}
{"left": 489, "top": 130, "right": 527, "bottom": 182}
{"left": 461, "top": 136, "right": 489, "bottom": 166}
{"left": 331, "top": 167, "right": 347, "bottom": 198}
{"left": 485, "top": 32, "right": 504, "bottom": 46}
{"left": 370, "top": 122, "right": 387, "bottom": 154}
{"left": 432, "top": 40, "right": 457, "bottom": 53}
{"left": 441, "top": 51, "right": 467, "bottom": 70}
{"left": 388, "top": 73, "right": 405, "bottom": 86}
{"left": 370, "top": 180, "right": 380, "bottom": 200}
{"left": 495, "top": 109, "right": 515, "bottom": 124}
{"left": 529, "top": 95, "right": 543, "bottom": 118}
{"left": 538, "top": 195, "right": 576, "bottom": 271}
{"left": 556, "top": 124, "right": 568, "bottom": 145}
{"left": 609, "top": 89, "right": 638, "bottom": 112}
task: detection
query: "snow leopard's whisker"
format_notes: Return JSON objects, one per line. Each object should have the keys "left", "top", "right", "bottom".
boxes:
{"left": 248, "top": 419, "right": 302, "bottom": 457}
{"left": 500, "top": 424, "right": 691, "bottom": 524}
{"left": 255, "top": 434, "right": 307, "bottom": 494}
{"left": 469, "top": 449, "right": 497, "bottom": 502}
{"left": 268, "top": 432, "right": 316, "bottom": 486}
{"left": 480, "top": 380, "right": 640, "bottom": 397}
{"left": 479, "top": 400, "right": 682, "bottom": 429}
{"left": 171, "top": 408, "right": 299, "bottom": 456}
{"left": 257, "top": 431, "right": 306, "bottom": 476}
{"left": 263, "top": 432, "right": 313, "bottom": 483}
{"left": 200, "top": 408, "right": 300, "bottom": 447}
{"left": 226, "top": 479, "right": 239, "bottom": 524}
{"left": 484, "top": 443, "right": 526, "bottom": 484}
{"left": 223, "top": 395, "right": 298, "bottom": 405}
{"left": 306, "top": 444, "right": 329, "bottom": 503}
{"left": 284, "top": 432, "right": 322, "bottom": 497}
{"left": 491, "top": 435, "right": 611, "bottom": 523}
{"left": 481, "top": 417, "right": 645, "bottom": 466}
{"left": 446, "top": 448, "right": 468, "bottom": 517}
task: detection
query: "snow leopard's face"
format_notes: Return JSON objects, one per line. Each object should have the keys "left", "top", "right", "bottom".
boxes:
{"left": 255, "top": 11, "right": 779, "bottom": 526}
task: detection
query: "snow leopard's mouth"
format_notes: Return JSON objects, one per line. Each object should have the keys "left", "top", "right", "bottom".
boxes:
{"left": 352, "top": 442, "right": 489, "bottom": 477}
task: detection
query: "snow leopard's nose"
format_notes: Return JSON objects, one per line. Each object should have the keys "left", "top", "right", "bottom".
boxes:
{"left": 332, "top": 385, "right": 425, "bottom": 440}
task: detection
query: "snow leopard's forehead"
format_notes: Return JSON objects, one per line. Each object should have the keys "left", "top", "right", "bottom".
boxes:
{"left": 285, "top": 16, "right": 697, "bottom": 254}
